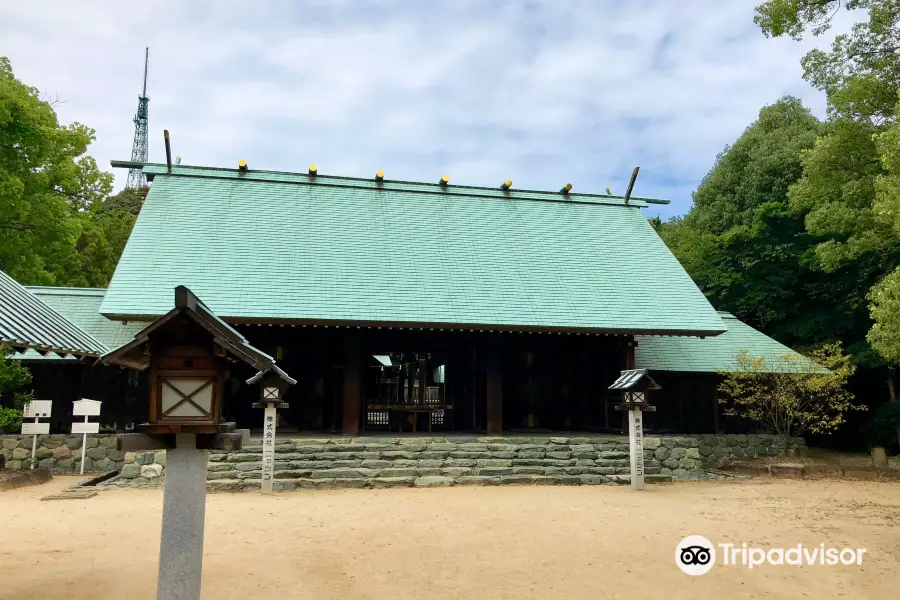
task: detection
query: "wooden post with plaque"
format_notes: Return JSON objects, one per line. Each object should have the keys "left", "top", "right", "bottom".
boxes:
{"left": 251, "top": 373, "right": 290, "bottom": 493}
{"left": 101, "top": 286, "right": 294, "bottom": 600}
{"left": 610, "top": 369, "right": 660, "bottom": 491}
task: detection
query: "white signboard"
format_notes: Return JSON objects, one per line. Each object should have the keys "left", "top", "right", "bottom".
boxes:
{"left": 73, "top": 399, "right": 102, "bottom": 416}
{"left": 21, "top": 422, "right": 50, "bottom": 435}
{"left": 72, "top": 398, "right": 102, "bottom": 475}
{"left": 628, "top": 408, "right": 645, "bottom": 491}
{"left": 261, "top": 405, "right": 277, "bottom": 493}
{"left": 23, "top": 400, "right": 52, "bottom": 419}
{"left": 72, "top": 422, "right": 100, "bottom": 434}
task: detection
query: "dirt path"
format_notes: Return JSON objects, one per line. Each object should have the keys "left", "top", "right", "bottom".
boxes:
{"left": 1, "top": 476, "right": 899, "bottom": 599}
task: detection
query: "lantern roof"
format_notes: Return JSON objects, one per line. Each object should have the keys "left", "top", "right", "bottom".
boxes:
{"left": 608, "top": 369, "right": 661, "bottom": 391}
{"left": 101, "top": 285, "right": 295, "bottom": 384}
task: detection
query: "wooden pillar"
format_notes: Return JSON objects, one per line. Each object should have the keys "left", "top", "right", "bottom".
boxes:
{"left": 342, "top": 336, "right": 361, "bottom": 435}
{"left": 486, "top": 341, "right": 503, "bottom": 435}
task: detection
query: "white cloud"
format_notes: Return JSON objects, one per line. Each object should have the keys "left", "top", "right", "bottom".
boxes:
{"left": 0, "top": 0, "right": 856, "bottom": 217}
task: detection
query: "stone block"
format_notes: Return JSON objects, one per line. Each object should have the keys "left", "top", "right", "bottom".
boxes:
{"left": 547, "top": 451, "right": 571, "bottom": 460}
{"left": 499, "top": 475, "right": 534, "bottom": 485}
{"left": 698, "top": 444, "right": 714, "bottom": 457}
{"left": 360, "top": 460, "right": 391, "bottom": 469}
{"left": 456, "top": 476, "right": 500, "bottom": 485}
{"left": 442, "top": 467, "right": 473, "bottom": 477}
{"left": 38, "top": 458, "right": 55, "bottom": 469}
{"left": 646, "top": 474, "right": 673, "bottom": 484}
{"left": 156, "top": 452, "right": 166, "bottom": 467}
{"left": 449, "top": 451, "right": 491, "bottom": 459}
{"left": 589, "top": 466, "right": 615, "bottom": 475}
{"left": 572, "top": 451, "right": 597, "bottom": 459}
{"left": 65, "top": 437, "right": 83, "bottom": 450}
{"left": 457, "top": 443, "right": 488, "bottom": 452}
{"left": 84, "top": 447, "right": 106, "bottom": 460}
{"left": 477, "top": 467, "right": 513, "bottom": 476}
{"left": 141, "top": 464, "right": 163, "bottom": 479}
{"left": 669, "top": 447, "right": 686, "bottom": 459}
{"left": 228, "top": 453, "right": 262, "bottom": 463}
{"left": 416, "top": 468, "right": 442, "bottom": 477}
{"left": 12, "top": 447, "right": 28, "bottom": 460}
{"left": 106, "top": 450, "right": 125, "bottom": 462}
{"left": 334, "top": 478, "right": 370, "bottom": 489}
{"left": 579, "top": 474, "right": 609, "bottom": 485}
{"left": 99, "top": 436, "right": 117, "bottom": 449}
{"left": 512, "top": 458, "right": 543, "bottom": 466}
{"left": 382, "top": 451, "right": 415, "bottom": 460}
{"left": 662, "top": 458, "right": 679, "bottom": 469}
{"left": 274, "top": 480, "right": 299, "bottom": 492}
{"left": 445, "top": 458, "right": 476, "bottom": 467}
{"left": 236, "top": 471, "right": 262, "bottom": 480}
{"left": 2, "top": 439, "right": 19, "bottom": 450}
{"left": 548, "top": 437, "right": 569, "bottom": 444}
{"left": 491, "top": 451, "right": 516, "bottom": 459}
{"left": 207, "top": 462, "right": 235, "bottom": 472}
{"left": 35, "top": 447, "right": 54, "bottom": 459}
{"left": 419, "top": 451, "right": 451, "bottom": 460}
{"left": 332, "top": 459, "right": 362, "bottom": 468}
{"left": 660, "top": 437, "right": 677, "bottom": 449}
{"left": 549, "top": 475, "right": 582, "bottom": 485}
{"left": 85, "top": 437, "right": 99, "bottom": 449}
{"left": 56, "top": 458, "right": 75, "bottom": 471}
{"left": 310, "top": 469, "right": 363, "bottom": 479}
{"left": 512, "top": 466, "right": 544, "bottom": 475}
{"left": 415, "top": 476, "right": 454, "bottom": 487}
{"left": 475, "top": 459, "right": 512, "bottom": 467}
{"left": 643, "top": 437, "right": 661, "bottom": 450}
{"left": 81, "top": 457, "right": 95, "bottom": 472}
{"left": 564, "top": 467, "right": 588, "bottom": 475}
{"left": 488, "top": 444, "right": 517, "bottom": 452}
{"left": 7, "top": 460, "right": 21, "bottom": 470}
{"left": 372, "top": 476, "right": 415, "bottom": 488}
{"left": 546, "top": 459, "right": 576, "bottom": 466}
{"left": 235, "top": 462, "right": 263, "bottom": 472}
{"left": 207, "top": 470, "right": 237, "bottom": 480}
{"left": 517, "top": 450, "right": 546, "bottom": 459}
{"left": 120, "top": 463, "right": 141, "bottom": 479}
{"left": 543, "top": 467, "right": 564, "bottom": 475}
{"left": 207, "top": 480, "right": 244, "bottom": 492}
{"left": 600, "top": 451, "right": 629, "bottom": 459}
{"left": 416, "top": 459, "right": 445, "bottom": 468}
{"left": 379, "top": 468, "right": 417, "bottom": 478}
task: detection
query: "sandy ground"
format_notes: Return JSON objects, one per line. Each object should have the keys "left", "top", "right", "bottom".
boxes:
{"left": 2, "top": 477, "right": 899, "bottom": 600}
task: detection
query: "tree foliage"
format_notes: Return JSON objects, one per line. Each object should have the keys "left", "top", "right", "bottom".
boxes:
{"left": 756, "top": 0, "right": 900, "bottom": 122}
{"left": 0, "top": 348, "right": 33, "bottom": 433}
{"left": 718, "top": 345, "right": 863, "bottom": 451}
{"left": 0, "top": 56, "right": 135, "bottom": 288}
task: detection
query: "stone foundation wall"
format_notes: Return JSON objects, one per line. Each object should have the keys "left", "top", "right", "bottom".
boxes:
{"left": 0, "top": 435, "right": 125, "bottom": 472}
{"left": 97, "top": 433, "right": 803, "bottom": 491}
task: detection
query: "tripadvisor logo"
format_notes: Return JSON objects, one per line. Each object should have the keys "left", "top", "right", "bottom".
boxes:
{"left": 675, "top": 536, "right": 867, "bottom": 575}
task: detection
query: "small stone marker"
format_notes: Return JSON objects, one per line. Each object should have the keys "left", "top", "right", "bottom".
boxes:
{"left": 72, "top": 399, "right": 102, "bottom": 475}
{"left": 22, "top": 400, "right": 52, "bottom": 470}
{"left": 253, "top": 379, "right": 289, "bottom": 494}
{"left": 610, "top": 370, "right": 660, "bottom": 491}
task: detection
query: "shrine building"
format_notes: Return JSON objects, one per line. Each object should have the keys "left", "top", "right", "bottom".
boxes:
{"left": 7, "top": 161, "right": 822, "bottom": 435}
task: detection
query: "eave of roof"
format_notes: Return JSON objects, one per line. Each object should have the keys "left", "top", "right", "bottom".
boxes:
{"left": 0, "top": 270, "right": 107, "bottom": 358}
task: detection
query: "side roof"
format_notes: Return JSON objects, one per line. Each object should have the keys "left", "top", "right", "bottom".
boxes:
{"left": 0, "top": 270, "right": 108, "bottom": 358}
{"left": 635, "top": 312, "right": 826, "bottom": 373}
{"left": 100, "top": 163, "right": 726, "bottom": 336}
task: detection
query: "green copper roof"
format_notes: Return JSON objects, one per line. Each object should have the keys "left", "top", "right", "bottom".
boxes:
{"left": 0, "top": 270, "right": 108, "bottom": 358}
{"left": 101, "top": 163, "right": 726, "bottom": 335}
{"left": 635, "top": 312, "right": 826, "bottom": 373}
{"left": 17, "top": 287, "right": 143, "bottom": 361}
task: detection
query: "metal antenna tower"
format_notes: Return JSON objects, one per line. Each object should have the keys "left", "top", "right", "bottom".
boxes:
{"left": 125, "top": 47, "right": 150, "bottom": 189}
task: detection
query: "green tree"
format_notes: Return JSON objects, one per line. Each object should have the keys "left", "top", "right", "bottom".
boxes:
{"left": 755, "top": 0, "right": 900, "bottom": 123}
{"left": 660, "top": 97, "right": 855, "bottom": 344}
{"left": 0, "top": 348, "right": 33, "bottom": 433}
{"left": 718, "top": 344, "right": 863, "bottom": 453}
{"left": 0, "top": 56, "right": 115, "bottom": 286}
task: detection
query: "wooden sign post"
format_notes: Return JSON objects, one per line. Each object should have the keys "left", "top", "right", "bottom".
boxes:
{"left": 22, "top": 400, "right": 52, "bottom": 470}
{"left": 252, "top": 376, "right": 289, "bottom": 494}
{"left": 610, "top": 369, "right": 660, "bottom": 491}
{"left": 72, "top": 399, "right": 102, "bottom": 474}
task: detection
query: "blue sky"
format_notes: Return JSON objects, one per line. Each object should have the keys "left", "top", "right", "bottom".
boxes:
{"left": 1, "top": 1, "right": 852, "bottom": 218}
